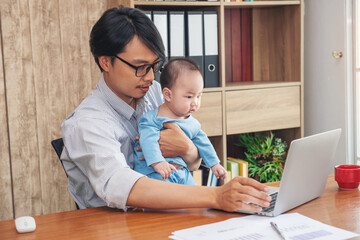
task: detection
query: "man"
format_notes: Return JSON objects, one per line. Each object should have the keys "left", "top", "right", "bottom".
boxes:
{"left": 61, "top": 6, "right": 271, "bottom": 212}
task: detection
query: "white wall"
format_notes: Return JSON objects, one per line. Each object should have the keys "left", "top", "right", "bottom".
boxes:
{"left": 304, "top": 0, "right": 357, "bottom": 165}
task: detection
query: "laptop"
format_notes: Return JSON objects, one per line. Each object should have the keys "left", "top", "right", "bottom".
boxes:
{"left": 236, "top": 128, "right": 341, "bottom": 217}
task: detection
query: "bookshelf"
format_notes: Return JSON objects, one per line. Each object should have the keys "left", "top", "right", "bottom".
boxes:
{"left": 110, "top": 0, "right": 303, "bottom": 177}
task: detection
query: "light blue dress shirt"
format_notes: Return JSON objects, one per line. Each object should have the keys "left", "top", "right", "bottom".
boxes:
{"left": 61, "top": 75, "right": 163, "bottom": 210}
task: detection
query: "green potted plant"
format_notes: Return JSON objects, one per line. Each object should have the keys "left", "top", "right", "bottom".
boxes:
{"left": 235, "top": 132, "right": 287, "bottom": 183}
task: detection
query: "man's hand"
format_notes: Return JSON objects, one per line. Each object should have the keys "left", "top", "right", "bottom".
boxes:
{"left": 214, "top": 177, "right": 272, "bottom": 212}
{"left": 135, "top": 136, "right": 145, "bottom": 161}
{"left": 151, "top": 161, "right": 177, "bottom": 179}
{"left": 159, "top": 122, "right": 191, "bottom": 158}
{"left": 159, "top": 122, "right": 201, "bottom": 171}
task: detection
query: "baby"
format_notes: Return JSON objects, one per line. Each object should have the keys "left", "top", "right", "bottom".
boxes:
{"left": 134, "top": 58, "right": 227, "bottom": 185}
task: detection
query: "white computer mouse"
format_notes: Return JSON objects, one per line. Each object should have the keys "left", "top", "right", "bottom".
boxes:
{"left": 15, "top": 216, "right": 36, "bottom": 233}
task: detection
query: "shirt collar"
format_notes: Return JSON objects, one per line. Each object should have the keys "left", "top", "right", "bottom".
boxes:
{"left": 97, "top": 74, "right": 146, "bottom": 121}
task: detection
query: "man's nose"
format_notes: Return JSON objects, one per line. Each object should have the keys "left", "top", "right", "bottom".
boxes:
{"left": 142, "top": 68, "right": 155, "bottom": 82}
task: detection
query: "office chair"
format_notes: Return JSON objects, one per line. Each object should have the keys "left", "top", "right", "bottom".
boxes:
{"left": 51, "top": 138, "right": 79, "bottom": 209}
{"left": 51, "top": 138, "right": 67, "bottom": 177}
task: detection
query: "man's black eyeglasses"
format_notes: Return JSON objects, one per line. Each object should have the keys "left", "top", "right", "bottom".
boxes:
{"left": 113, "top": 55, "right": 164, "bottom": 77}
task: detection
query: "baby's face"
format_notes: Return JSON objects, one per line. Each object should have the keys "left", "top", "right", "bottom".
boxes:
{"left": 168, "top": 70, "right": 203, "bottom": 118}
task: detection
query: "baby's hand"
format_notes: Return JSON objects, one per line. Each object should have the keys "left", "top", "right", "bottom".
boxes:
{"left": 211, "top": 164, "right": 227, "bottom": 180}
{"left": 151, "top": 161, "right": 177, "bottom": 179}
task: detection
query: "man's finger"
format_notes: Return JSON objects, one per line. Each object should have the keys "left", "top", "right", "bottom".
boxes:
{"left": 239, "top": 185, "right": 272, "bottom": 205}
{"left": 235, "top": 176, "right": 270, "bottom": 194}
{"left": 162, "top": 122, "right": 181, "bottom": 131}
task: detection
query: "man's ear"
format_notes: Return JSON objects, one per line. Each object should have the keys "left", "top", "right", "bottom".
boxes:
{"left": 163, "top": 87, "right": 172, "bottom": 102}
{"left": 98, "top": 56, "right": 111, "bottom": 72}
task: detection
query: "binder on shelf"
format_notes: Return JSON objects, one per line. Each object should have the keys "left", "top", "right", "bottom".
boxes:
{"left": 227, "top": 157, "right": 248, "bottom": 178}
{"left": 169, "top": 11, "right": 185, "bottom": 59}
{"left": 230, "top": 9, "right": 242, "bottom": 82}
{"left": 153, "top": 11, "right": 169, "bottom": 81}
{"left": 241, "top": 160, "right": 249, "bottom": 178}
{"left": 199, "top": 164, "right": 218, "bottom": 186}
{"left": 206, "top": 168, "right": 218, "bottom": 187}
{"left": 153, "top": 11, "right": 168, "bottom": 59}
{"left": 203, "top": 11, "right": 219, "bottom": 88}
{"left": 199, "top": 164, "right": 209, "bottom": 186}
{"left": 224, "top": 9, "right": 252, "bottom": 83}
{"left": 241, "top": 8, "right": 252, "bottom": 82}
{"left": 226, "top": 160, "right": 239, "bottom": 179}
{"left": 143, "top": 11, "right": 152, "bottom": 20}
{"left": 186, "top": 11, "right": 204, "bottom": 77}
{"left": 224, "top": 10, "right": 233, "bottom": 83}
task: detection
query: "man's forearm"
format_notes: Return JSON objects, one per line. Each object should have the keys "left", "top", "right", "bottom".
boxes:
{"left": 127, "top": 177, "right": 215, "bottom": 209}
{"left": 127, "top": 175, "right": 272, "bottom": 213}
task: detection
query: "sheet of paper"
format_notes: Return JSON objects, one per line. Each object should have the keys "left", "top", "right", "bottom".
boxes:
{"left": 169, "top": 213, "right": 359, "bottom": 240}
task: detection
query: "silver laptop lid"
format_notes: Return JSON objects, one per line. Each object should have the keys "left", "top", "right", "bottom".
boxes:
{"left": 272, "top": 128, "right": 341, "bottom": 216}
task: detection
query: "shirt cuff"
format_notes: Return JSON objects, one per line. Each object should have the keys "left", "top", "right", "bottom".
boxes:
{"left": 104, "top": 168, "right": 144, "bottom": 210}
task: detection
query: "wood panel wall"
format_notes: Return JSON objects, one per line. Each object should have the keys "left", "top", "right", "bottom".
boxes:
{"left": 0, "top": 0, "right": 106, "bottom": 220}
{"left": 0, "top": 12, "right": 14, "bottom": 221}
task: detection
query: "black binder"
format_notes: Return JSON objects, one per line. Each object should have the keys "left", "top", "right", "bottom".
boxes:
{"left": 203, "top": 11, "right": 219, "bottom": 88}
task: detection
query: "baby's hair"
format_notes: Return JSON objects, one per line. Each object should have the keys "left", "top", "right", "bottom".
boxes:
{"left": 160, "top": 57, "right": 201, "bottom": 90}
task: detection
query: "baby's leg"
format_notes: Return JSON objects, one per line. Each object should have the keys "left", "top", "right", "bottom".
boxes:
{"left": 172, "top": 168, "right": 196, "bottom": 185}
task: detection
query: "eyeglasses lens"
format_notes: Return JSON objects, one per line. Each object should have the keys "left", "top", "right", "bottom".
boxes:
{"left": 136, "top": 61, "right": 163, "bottom": 77}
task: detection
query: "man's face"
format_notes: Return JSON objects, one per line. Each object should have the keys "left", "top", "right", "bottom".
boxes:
{"left": 100, "top": 36, "right": 159, "bottom": 105}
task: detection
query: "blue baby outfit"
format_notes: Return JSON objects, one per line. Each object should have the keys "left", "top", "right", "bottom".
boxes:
{"left": 134, "top": 108, "right": 220, "bottom": 184}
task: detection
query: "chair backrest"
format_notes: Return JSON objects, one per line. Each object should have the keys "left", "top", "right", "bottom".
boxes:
{"left": 51, "top": 137, "right": 79, "bottom": 209}
{"left": 51, "top": 138, "right": 67, "bottom": 176}
{"left": 51, "top": 138, "right": 64, "bottom": 159}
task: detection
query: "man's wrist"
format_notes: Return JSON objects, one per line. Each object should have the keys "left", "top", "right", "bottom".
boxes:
{"left": 209, "top": 186, "right": 219, "bottom": 209}
{"left": 180, "top": 138, "right": 194, "bottom": 159}
{"left": 184, "top": 145, "right": 201, "bottom": 171}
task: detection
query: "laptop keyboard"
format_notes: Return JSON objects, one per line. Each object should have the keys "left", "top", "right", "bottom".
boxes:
{"left": 262, "top": 192, "right": 278, "bottom": 212}
{"left": 249, "top": 191, "right": 278, "bottom": 213}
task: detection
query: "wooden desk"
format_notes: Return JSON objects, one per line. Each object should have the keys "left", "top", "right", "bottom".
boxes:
{"left": 1, "top": 175, "right": 359, "bottom": 240}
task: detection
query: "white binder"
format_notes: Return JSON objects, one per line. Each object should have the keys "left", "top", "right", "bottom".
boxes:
{"left": 169, "top": 11, "right": 185, "bottom": 58}
{"left": 187, "top": 11, "right": 204, "bottom": 77}
{"left": 143, "top": 11, "right": 152, "bottom": 20}
{"left": 153, "top": 11, "right": 168, "bottom": 58}
{"left": 153, "top": 11, "right": 168, "bottom": 82}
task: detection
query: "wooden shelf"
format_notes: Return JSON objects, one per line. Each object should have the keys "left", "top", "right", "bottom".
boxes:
{"left": 134, "top": 0, "right": 300, "bottom": 7}
{"left": 127, "top": 0, "right": 304, "bottom": 168}
{"left": 223, "top": 1, "right": 300, "bottom": 8}
{"left": 225, "top": 81, "right": 301, "bottom": 91}
{"left": 134, "top": 1, "right": 220, "bottom": 7}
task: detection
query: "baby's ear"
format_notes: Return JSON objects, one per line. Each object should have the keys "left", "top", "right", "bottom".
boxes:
{"left": 162, "top": 87, "right": 172, "bottom": 102}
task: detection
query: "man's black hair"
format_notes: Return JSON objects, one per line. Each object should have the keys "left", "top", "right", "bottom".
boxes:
{"left": 90, "top": 6, "right": 165, "bottom": 72}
